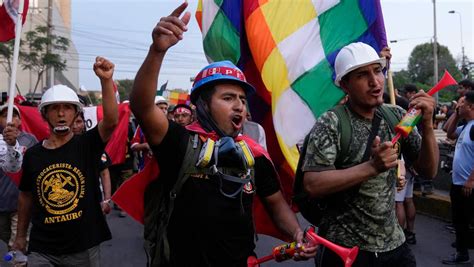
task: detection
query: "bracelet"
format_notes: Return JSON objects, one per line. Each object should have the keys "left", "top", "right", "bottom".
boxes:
{"left": 102, "top": 199, "right": 111, "bottom": 205}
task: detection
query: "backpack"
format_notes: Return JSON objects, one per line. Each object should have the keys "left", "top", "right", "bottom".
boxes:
{"left": 143, "top": 134, "right": 201, "bottom": 267}
{"left": 293, "top": 104, "right": 399, "bottom": 226}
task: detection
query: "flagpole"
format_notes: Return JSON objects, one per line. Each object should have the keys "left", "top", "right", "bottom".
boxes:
{"left": 387, "top": 70, "right": 396, "bottom": 105}
{"left": 6, "top": 0, "right": 25, "bottom": 123}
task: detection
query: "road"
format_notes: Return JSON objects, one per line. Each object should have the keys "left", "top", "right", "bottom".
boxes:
{"left": 1, "top": 210, "right": 472, "bottom": 267}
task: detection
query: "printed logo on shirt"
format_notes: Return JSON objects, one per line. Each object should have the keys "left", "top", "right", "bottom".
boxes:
{"left": 101, "top": 153, "right": 107, "bottom": 163}
{"left": 243, "top": 181, "right": 255, "bottom": 194}
{"left": 36, "top": 163, "right": 86, "bottom": 224}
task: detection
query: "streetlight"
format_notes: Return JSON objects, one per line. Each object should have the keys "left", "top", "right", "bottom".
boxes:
{"left": 448, "top": 10, "right": 466, "bottom": 75}
{"left": 432, "top": 0, "right": 438, "bottom": 104}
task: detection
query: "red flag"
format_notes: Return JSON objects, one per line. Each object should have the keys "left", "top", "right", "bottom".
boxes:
{"left": 103, "top": 103, "right": 131, "bottom": 165}
{"left": 112, "top": 160, "right": 159, "bottom": 223}
{"left": 0, "top": 0, "right": 29, "bottom": 42}
{"left": 18, "top": 104, "right": 131, "bottom": 166}
{"left": 17, "top": 105, "right": 49, "bottom": 140}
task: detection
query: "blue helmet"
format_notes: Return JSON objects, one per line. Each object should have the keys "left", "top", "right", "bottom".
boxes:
{"left": 190, "top": 61, "right": 255, "bottom": 104}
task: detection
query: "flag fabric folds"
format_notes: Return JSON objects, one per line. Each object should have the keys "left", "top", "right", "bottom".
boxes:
{"left": 157, "top": 81, "right": 168, "bottom": 96}
{"left": 0, "top": 0, "right": 29, "bottom": 42}
{"left": 166, "top": 91, "right": 190, "bottom": 106}
{"left": 196, "top": 0, "right": 387, "bottom": 240}
{"left": 244, "top": 0, "right": 387, "bottom": 170}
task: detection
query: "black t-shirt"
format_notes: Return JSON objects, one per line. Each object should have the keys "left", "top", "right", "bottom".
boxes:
{"left": 149, "top": 121, "right": 279, "bottom": 266}
{"left": 19, "top": 127, "right": 112, "bottom": 255}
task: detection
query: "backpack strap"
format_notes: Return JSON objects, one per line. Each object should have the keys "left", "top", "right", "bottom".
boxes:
{"left": 379, "top": 104, "right": 399, "bottom": 133}
{"left": 293, "top": 134, "right": 311, "bottom": 203}
{"left": 331, "top": 105, "right": 351, "bottom": 167}
{"left": 152, "top": 133, "right": 201, "bottom": 266}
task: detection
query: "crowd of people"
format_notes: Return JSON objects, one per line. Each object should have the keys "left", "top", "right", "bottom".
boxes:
{"left": 0, "top": 2, "right": 473, "bottom": 267}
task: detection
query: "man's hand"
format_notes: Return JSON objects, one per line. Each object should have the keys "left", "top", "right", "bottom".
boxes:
{"left": 101, "top": 200, "right": 112, "bottom": 215}
{"left": 369, "top": 136, "right": 399, "bottom": 173}
{"left": 408, "top": 90, "right": 436, "bottom": 124}
{"left": 93, "top": 56, "right": 115, "bottom": 81}
{"left": 292, "top": 229, "right": 317, "bottom": 261}
{"left": 463, "top": 179, "right": 474, "bottom": 197}
{"left": 3, "top": 122, "right": 19, "bottom": 146}
{"left": 151, "top": 2, "right": 191, "bottom": 53}
{"left": 455, "top": 96, "right": 466, "bottom": 116}
{"left": 380, "top": 46, "right": 392, "bottom": 62}
{"left": 396, "top": 175, "right": 407, "bottom": 192}
{"left": 11, "top": 236, "right": 27, "bottom": 254}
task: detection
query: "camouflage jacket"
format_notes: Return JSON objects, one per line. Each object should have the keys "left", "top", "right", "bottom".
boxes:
{"left": 302, "top": 104, "right": 421, "bottom": 252}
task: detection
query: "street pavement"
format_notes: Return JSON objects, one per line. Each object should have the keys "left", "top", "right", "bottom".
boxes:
{"left": 3, "top": 210, "right": 472, "bottom": 267}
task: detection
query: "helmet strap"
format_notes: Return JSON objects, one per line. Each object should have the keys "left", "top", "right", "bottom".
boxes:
{"left": 195, "top": 97, "right": 227, "bottom": 137}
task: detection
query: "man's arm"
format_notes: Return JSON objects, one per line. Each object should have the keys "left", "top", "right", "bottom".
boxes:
{"left": 12, "top": 191, "right": 33, "bottom": 253}
{"left": 130, "top": 3, "right": 190, "bottom": 146}
{"left": 262, "top": 191, "right": 317, "bottom": 258}
{"left": 94, "top": 57, "right": 119, "bottom": 143}
{"left": 100, "top": 168, "right": 112, "bottom": 214}
{"left": 443, "top": 99, "right": 464, "bottom": 139}
{"left": 444, "top": 112, "right": 460, "bottom": 139}
{"left": 409, "top": 90, "right": 439, "bottom": 178}
{"left": 304, "top": 136, "right": 398, "bottom": 197}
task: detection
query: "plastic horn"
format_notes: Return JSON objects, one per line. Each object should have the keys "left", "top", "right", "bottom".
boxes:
{"left": 247, "top": 241, "right": 305, "bottom": 267}
{"left": 247, "top": 226, "right": 359, "bottom": 267}
{"left": 305, "top": 227, "right": 359, "bottom": 267}
{"left": 391, "top": 70, "right": 457, "bottom": 144}
{"left": 247, "top": 254, "right": 273, "bottom": 267}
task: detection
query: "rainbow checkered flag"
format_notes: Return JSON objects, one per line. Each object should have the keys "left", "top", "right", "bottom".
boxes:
{"left": 167, "top": 91, "right": 190, "bottom": 106}
{"left": 196, "top": 0, "right": 387, "bottom": 240}
{"left": 197, "top": 0, "right": 387, "bottom": 170}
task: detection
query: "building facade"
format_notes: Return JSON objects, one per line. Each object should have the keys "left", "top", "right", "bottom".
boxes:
{"left": 0, "top": 0, "right": 79, "bottom": 99}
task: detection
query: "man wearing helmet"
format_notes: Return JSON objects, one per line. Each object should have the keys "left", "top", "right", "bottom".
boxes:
{"left": 129, "top": 3, "right": 316, "bottom": 266}
{"left": 13, "top": 57, "right": 118, "bottom": 266}
{"left": 155, "top": 95, "right": 169, "bottom": 114}
{"left": 301, "top": 42, "right": 439, "bottom": 266}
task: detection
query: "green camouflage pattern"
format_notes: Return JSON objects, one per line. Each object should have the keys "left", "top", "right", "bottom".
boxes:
{"left": 302, "top": 104, "right": 422, "bottom": 252}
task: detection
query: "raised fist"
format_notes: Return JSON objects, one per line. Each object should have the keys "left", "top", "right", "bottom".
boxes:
{"left": 93, "top": 56, "right": 115, "bottom": 80}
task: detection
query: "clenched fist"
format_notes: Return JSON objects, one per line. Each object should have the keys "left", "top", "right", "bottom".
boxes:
{"left": 94, "top": 56, "right": 115, "bottom": 81}
{"left": 3, "top": 122, "right": 19, "bottom": 146}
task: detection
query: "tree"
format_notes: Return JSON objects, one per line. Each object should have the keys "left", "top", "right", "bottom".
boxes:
{"left": 115, "top": 79, "right": 134, "bottom": 101}
{"left": 21, "top": 26, "right": 70, "bottom": 98}
{"left": 392, "top": 69, "right": 410, "bottom": 90}
{"left": 407, "top": 42, "right": 462, "bottom": 85}
{"left": 0, "top": 40, "right": 23, "bottom": 94}
{"left": 0, "top": 40, "right": 15, "bottom": 80}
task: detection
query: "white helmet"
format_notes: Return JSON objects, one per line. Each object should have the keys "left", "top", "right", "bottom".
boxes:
{"left": 154, "top": 95, "right": 168, "bottom": 105}
{"left": 334, "top": 42, "right": 386, "bottom": 87}
{"left": 38, "top": 85, "right": 83, "bottom": 113}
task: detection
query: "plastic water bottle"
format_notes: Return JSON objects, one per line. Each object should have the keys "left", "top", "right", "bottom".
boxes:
{"left": 3, "top": 251, "right": 27, "bottom": 265}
